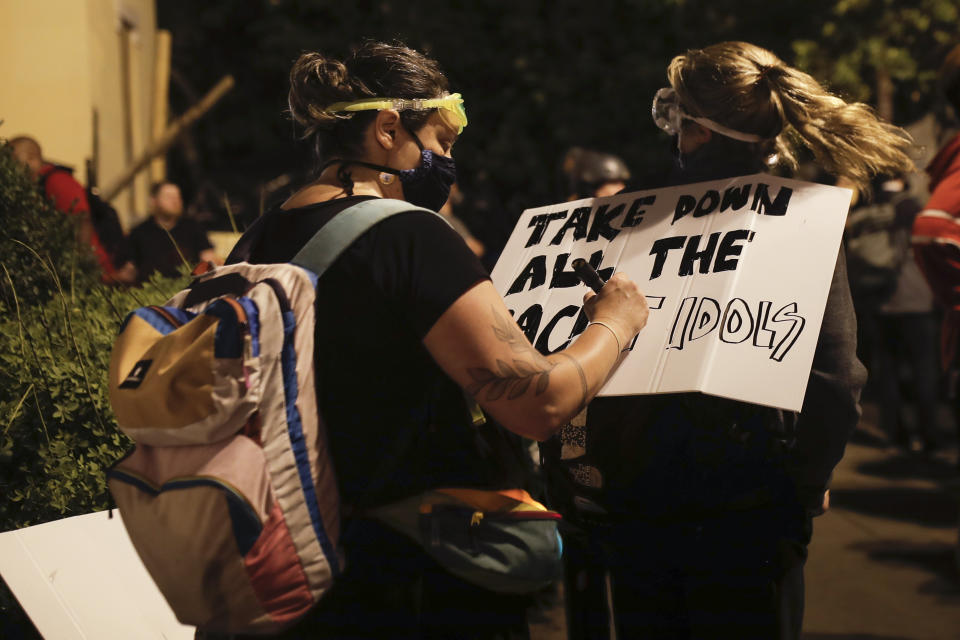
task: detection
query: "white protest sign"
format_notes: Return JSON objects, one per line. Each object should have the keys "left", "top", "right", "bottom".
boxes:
{"left": 490, "top": 173, "right": 852, "bottom": 411}
{"left": 0, "top": 510, "right": 194, "bottom": 639}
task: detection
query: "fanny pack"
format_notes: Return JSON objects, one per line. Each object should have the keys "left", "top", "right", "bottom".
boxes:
{"left": 369, "top": 487, "right": 563, "bottom": 594}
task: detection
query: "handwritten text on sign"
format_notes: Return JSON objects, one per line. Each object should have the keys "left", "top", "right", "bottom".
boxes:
{"left": 489, "top": 174, "right": 852, "bottom": 411}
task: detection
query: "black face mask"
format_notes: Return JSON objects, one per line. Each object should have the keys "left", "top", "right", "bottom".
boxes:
{"left": 667, "top": 135, "right": 767, "bottom": 187}
{"left": 345, "top": 128, "right": 457, "bottom": 212}
{"left": 398, "top": 147, "right": 457, "bottom": 212}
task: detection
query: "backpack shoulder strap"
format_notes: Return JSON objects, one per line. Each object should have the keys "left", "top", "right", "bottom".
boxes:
{"left": 290, "top": 198, "right": 442, "bottom": 277}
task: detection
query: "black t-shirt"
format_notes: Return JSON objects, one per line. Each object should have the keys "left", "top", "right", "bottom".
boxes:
{"left": 129, "top": 216, "right": 213, "bottom": 281}
{"left": 228, "top": 196, "right": 532, "bottom": 507}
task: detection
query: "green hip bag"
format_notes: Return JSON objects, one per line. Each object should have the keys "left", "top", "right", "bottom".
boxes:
{"left": 370, "top": 487, "right": 563, "bottom": 594}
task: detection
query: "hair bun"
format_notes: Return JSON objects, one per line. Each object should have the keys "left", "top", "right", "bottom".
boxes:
{"left": 286, "top": 41, "right": 449, "bottom": 160}
{"left": 288, "top": 52, "right": 361, "bottom": 134}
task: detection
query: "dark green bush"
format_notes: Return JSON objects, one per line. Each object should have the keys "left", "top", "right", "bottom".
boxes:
{"left": 0, "top": 272, "right": 187, "bottom": 529}
{"left": 0, "top": 139, "right": 192, "bottom": 531}
{"left": 0, "top": 143, "right": 99, "bottom": 307}
{"left": 0, "top": 139, "right": 189, "bottom": 634}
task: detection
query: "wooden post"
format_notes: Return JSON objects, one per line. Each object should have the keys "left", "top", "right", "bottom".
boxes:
{"left": 126, "top": 27, "right": 147, "bottom": 215}
{"left": 150, "top": 30, "right": 172, "bottom": 183}
{"left": 89, "top": 108, "right": 99, "bottom": 186}
{"left": 119, "top": 22, "right": 136, "bottom": 215}
{"left": 102, "top": 75, "right": 235, "bottom": 203}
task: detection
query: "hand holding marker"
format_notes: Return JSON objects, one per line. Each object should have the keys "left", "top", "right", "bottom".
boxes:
{"left": 574, "top": 257, "right": 665, "bottom": 310}
{"left": 572, "top": 258, "right": 607, "bottom": 292}
{"left": 573, "top": 258, "right": 628, "bottom": 353}
{"left": 573, "top": 258, "right": 655, "bottom": 353}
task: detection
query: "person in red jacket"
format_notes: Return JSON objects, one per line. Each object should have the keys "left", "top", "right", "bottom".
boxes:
{"left": 10, "top": 136, "right": 135, "bottom": 284}
{"left": 911, "top": 44, "right": 960, "bottom": 464}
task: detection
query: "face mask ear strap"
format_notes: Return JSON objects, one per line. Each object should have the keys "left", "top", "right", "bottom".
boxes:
{"left": 675, "top": 130, "right": 686, "bottom": 169}
{"left": 402, "top": 121, "right": 426, "bottom": 151}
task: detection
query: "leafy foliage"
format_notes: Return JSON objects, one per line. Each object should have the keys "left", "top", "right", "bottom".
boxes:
{"left": 0, "top": 271, "right": 186, "bottom": 530}
{"left": 0, "top": 138, "right": 193, "bottom": 532}
{"left": 0, "top": 143, "right": 98, "bottom": 307}
{"left": 0, "top": 139, "right": 190, "bottom": 636}
{"left": 791, "top": 0, "right": 959, "bottom": 122}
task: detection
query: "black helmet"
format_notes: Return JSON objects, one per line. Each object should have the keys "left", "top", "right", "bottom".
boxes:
{"left": 561, "top": 147, "right": 631, "bottom": 199}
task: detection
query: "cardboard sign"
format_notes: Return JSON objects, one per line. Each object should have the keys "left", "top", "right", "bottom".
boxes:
{"left": 0, "top": 511, "right": 194, "bottom": 639}
{"left": 490, "top": 173, "right": 852, "bottom": 411}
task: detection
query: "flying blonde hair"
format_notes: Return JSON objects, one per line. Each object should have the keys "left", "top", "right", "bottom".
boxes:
{"left": 667, "top": 41, "right": 914, "bottom": 191}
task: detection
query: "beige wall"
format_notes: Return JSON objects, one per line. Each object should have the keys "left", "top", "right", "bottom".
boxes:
{"left": 0, "top": 1, "right": 94, "bottom": 176}
{"left": 0, "top": 0, "right": 157, "bottom": 229}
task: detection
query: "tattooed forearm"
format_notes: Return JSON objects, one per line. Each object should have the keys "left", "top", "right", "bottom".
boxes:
{"left": 490, "top": 307, "right": 552, "bottom": 365}
{"left": 465, "top": 308, "right": 557, "bottom": 401}
{"left": 466, "top": 358, "right": 557, "bottom": 401}
{"left": 555, "top": 353, "right": 588, "bottom": 414}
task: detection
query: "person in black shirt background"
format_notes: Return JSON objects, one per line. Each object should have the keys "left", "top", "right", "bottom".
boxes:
{"left": 128, "top": 181, "right": 218, "bottom": 282}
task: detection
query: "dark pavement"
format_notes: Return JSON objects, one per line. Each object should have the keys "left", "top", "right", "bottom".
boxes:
{"left": 530, "top": 401, "right": 960, "bottom": 639}
{"left": 802, "top": 402, "right": 960, "bottom": 640}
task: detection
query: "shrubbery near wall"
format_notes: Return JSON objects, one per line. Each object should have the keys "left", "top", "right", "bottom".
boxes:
{"left": 0, "top": 140, "right": 189, "bottom": 634}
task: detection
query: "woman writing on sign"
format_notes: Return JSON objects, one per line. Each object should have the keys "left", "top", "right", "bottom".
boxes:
{"left": 225, "top": 41, "right": 648, "bottom": 638}
{"left": 543, "top": 41, "right": 913, "bottom": 639}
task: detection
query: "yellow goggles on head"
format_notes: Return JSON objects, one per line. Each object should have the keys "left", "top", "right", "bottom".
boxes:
{"left": 323, "top": 92, "right": 468, "bottom": 134}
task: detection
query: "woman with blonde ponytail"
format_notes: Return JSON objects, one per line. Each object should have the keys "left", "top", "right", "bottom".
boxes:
{"left": 545, "top": 42, "right": 909, "bottom": 640}
{"left": 663, "top": 41, "right": 914, "bottom": 188}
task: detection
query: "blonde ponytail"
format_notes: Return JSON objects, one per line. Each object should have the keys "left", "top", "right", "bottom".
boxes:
{"left": 668, "top": 42, "right": 914, "bottom": 191}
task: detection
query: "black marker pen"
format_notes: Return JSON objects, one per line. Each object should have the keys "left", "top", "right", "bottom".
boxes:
{"left": 572, "top": 258, "right": 607, "bottom": 293}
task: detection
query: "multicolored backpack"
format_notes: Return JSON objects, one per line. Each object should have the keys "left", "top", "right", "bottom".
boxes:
{"left": 106, "top": 199, "right": 428, "bottom": 634}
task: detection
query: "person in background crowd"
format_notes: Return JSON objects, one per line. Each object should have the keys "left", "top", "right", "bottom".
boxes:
{"left": 846, "top": 173, "right": 942, "bottom": 453}
{"left": 551, "top": 144, "right": 634, "bottom": 639}
{"left": 128, "top": 181, "right": 219, "bottom": 282}
{"left": 542, "top": 41, "right": 913, "bottom": 639}
{"left": 911, "top": 43, "right": 960, "bottom": 465}
{"left": 221, "top": 40, "right": 648, "bottom": 639}
{"left": 10, "top": 135, "right": 135, "bottom": 284}
{"left": 438, "top": 182, "right": 486, "bottom": 257}
{"left": 558, "top": 146, "right": 631, "bottom": 201}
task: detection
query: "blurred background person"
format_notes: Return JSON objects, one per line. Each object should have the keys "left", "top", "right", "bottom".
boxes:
{"left": 128, "top": 180, "right": 219, "bottom": 282}
{"left": 557, "top": 146, "right": 631, "bottom": 201}
{"left": 438, "top": 182, "right": 486, "bottom": 258}
{"left": 10, "top": 135, "right": 135, "bottom": 284}
{"left": 912, "top": 42, "right": 960, "bottom": 468}
{"left": 550, "top": 144, "right": 634, "bottom": 639}
{"left": 845, "top": 173, "right": 942, "bottom": 453}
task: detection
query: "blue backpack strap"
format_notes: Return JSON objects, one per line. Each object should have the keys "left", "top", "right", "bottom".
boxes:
{"left": 290, "top": 198, "right": 442, "bottom": 276}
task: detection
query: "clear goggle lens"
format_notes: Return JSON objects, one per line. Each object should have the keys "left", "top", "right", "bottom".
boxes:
{"left": 650, "top": 86, "right": 765, "bottom": 143}
{"left": 651, "top": 87, "right": 685, "bottom": 135}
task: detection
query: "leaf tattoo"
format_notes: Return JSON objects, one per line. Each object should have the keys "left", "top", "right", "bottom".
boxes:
{"left": 466, "top": 358, "right": 554, "bottom": 401}
{"left": 492, "top": 309, "right": 536, "bottom": 355}
{"left": 466, "top": 308, "right": 556, "bottom": 401}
